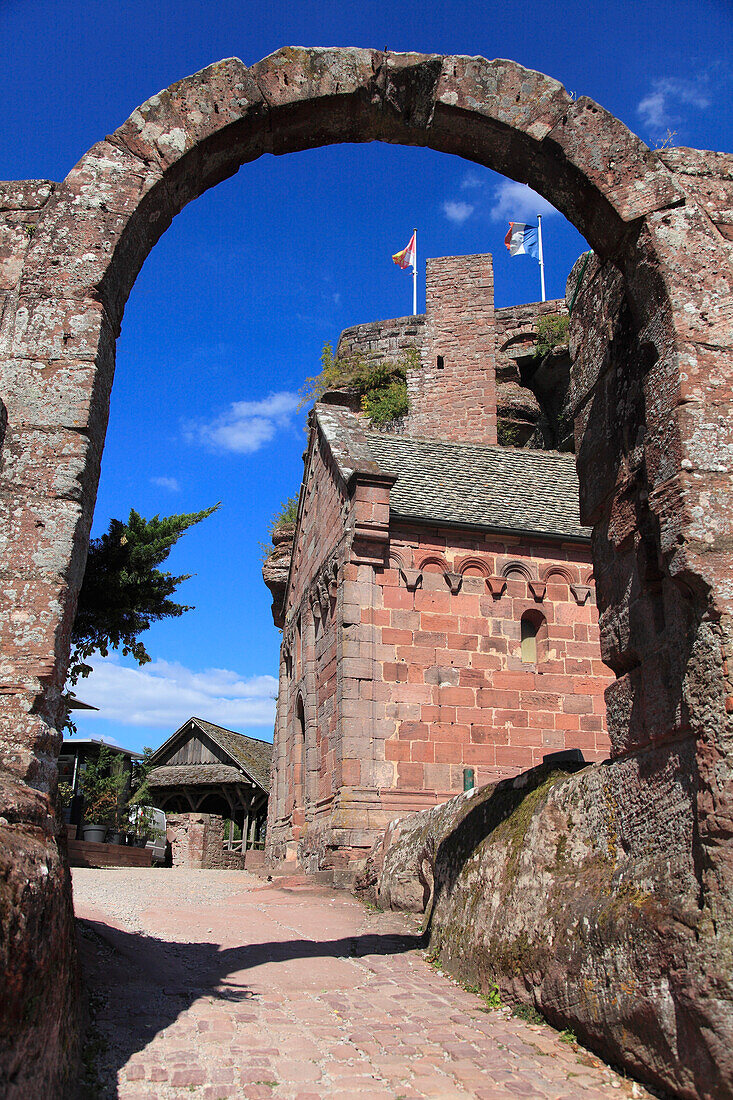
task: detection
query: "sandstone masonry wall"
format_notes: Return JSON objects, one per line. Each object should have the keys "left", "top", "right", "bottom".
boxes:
{"left": 410, "top": 254, "right": 497, "bottom": 444}
{"left": 167, "top": 812, "right": 245, "bottom": 869}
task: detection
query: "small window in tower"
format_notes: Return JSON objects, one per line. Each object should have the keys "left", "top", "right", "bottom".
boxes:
{"left": 437, "top": 355, "right": 445, "bottom": 370}
{"left": 520, "top": 610, "right": 546, "bottom": 664}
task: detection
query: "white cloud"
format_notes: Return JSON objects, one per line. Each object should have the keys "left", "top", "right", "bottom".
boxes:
{"left": 186, "top": 391, "right": 300, "bottom": 454}
{"left": 637, "top": 77, "right": 711, "bottom": 132}
{"left": 443, "top": 200, "right": 474, "bottom": 224}
{"left": 489, "top": 180, "right": 559, "bottom": 223}
{"left": 150, "top": 476, "right": 180, "bottom": 492}
{"left": 460, "top": 172, "right": 484, "bottom": 191}
{"left": 74, "top": 654, "right": 278, "bottom": 730}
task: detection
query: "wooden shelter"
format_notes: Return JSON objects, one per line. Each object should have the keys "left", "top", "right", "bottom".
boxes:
{"left": 147, "top": 717, "right": 272, "bottom": 850}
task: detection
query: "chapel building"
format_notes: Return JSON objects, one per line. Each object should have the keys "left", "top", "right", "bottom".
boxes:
{"left": 264, "top": 253, "right": 612, "bottom": 883}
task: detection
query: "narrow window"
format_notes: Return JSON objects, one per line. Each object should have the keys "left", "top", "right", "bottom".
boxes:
{"left": 521, "top": 610, "right": 546, "bottom": 663}
{"left": 437, "top": 355, "right": 445, "bottom": 370}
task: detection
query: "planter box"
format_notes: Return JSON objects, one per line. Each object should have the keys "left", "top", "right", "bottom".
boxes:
{"left": 67, "top": 839, "right": 153, "bottom": 868}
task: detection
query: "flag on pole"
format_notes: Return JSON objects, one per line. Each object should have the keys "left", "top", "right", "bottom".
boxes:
{"left": 504, "top": 222, "right": 540, "bottom": 259}
{"left": 392, "top": 231, "right": 416, "bottom": 270}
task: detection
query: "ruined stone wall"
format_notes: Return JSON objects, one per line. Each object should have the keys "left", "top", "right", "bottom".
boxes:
{"left": 0, "top": 181, "right": 81, "bottom": 1100}
{"left": 167, "top": 812, "right": 245, "bottom": 869}
{"left": 335, "top": 314, "right": 425, "bottom": 364}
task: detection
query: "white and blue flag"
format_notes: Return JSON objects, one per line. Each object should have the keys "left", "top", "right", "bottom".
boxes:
{"left": 504, "top": 221, "right": 540, "bottom": 259}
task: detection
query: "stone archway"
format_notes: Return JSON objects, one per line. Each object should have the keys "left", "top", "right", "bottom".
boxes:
{"left": 0, "top": 47, "right": 731, "bottom": 1098}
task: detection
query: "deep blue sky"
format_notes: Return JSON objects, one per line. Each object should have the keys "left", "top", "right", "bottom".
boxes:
{"left": 2, "top": 0, "right": 730, "bottom": 752}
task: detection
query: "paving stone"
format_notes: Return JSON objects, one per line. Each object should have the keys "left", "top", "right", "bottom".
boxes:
{"left": 73, "top": 868, "right": 653, "bottom": 1098}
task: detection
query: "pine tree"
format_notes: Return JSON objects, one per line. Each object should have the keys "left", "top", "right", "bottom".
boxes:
{"left": 69, "top": 504, "right": 219, "bottom": 685}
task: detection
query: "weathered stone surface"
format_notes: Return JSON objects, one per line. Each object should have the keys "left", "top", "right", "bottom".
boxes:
{"left": 368, "top": 755, "right": 733, "bottom": 1100}
{"left": 0, "top": 46, "right": 731, "bottom": 1099}
{"left": 262, "top": 522, "right": 295, "bottom": 628}
{"left": 0, "top": 773, "right": 79, "bottom": 1098}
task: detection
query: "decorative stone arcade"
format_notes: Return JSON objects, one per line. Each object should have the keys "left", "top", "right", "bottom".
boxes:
{"left": 0, "top": 47, "right": 731, "bottom": 1100}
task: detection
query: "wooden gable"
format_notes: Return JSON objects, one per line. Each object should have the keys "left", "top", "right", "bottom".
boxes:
{"left": 153, "top": 720, "right": 236, "bottom": 769}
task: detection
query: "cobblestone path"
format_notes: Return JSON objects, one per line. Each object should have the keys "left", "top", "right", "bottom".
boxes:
{"left": 73, "top": 868, "right": 651, "bottom": 1099}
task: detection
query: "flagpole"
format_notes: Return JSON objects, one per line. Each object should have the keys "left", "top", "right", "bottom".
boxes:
{"left": 412, "top": 228, "right": 417, "bottom": 315}
{"left": 537, "top": 215, "right": 546, "bottom": 303}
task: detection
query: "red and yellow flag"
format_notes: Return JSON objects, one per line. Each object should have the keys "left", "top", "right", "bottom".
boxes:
{"left": 392, "top": 231, "right": 416, "bottom": 270}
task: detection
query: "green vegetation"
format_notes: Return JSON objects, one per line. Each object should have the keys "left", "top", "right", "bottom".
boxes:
{"left": 299, "top": 341, "right": 418, "bottom": 426}
{"left": 560, "top": 1027, "right": 577, "bottom": 1044}
{"left": 534, "top": 314, "right": 570, "bottom": 358}
{"left": 270, "top": 494, "right": 299, "bottom": 531}
{"left": 69, "top": 504, "right": 219, "bottom": 688}
{"left": 496, "top": 419, "right": 524, "bottom": 447}
{"left": 79, "top": 744, "right": 126, "bottom": 826}
{"left": 513, "top": 1002, "right": 545, "bottom": 1025}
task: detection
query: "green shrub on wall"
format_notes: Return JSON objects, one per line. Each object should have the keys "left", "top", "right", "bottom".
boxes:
{"left": 300, "top": 343, "right": 418, "bottom": 425}
{"left": 534, "top": 314, "right": 569, "bottom": 358}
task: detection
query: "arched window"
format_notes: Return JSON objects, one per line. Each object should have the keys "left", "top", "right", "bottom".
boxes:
{"left": 521, "top": 610, "right": 547, "bottom": 664}
{"left": 294, "top": 694, "right": 306, "bottom": 809}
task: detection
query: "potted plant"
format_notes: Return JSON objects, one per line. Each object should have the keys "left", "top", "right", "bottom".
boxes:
{"left": 80, "top": 744, "right": 125, "bottom": 843}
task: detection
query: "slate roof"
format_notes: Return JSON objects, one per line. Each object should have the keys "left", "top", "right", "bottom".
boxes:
{"left": 149, "top": 717, "right": 272, "bottom": 793}
{"left": 147, "top": 764, "right": 247, "bottom": 787}
{"left": 316, "top": 405, "right": 589, "bottom": 541}
{"left": 192, "top": 719, "right": 273, "bottom": 793}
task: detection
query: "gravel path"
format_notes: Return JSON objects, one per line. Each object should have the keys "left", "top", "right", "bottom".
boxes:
{"left": 73, "top": 868, "right": 653, "bottom": 1099}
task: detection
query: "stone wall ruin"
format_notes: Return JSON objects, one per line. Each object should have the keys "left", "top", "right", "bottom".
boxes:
{"left": 0, "top": 46, "right": 731, "bottom": 1098}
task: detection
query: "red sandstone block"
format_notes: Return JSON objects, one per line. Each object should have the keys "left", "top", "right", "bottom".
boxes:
{"left": 385, "top": 740, "right": 410, "bottom": 761}
{"left": 430, "top": 721, "right": 468, "bottom": 739}
{"left": 509, "top": 726, "right": 549, "bottom": 747}
{"left": 520, "top": 690, "right": 562, "bottom": 709}
{"left": 438, "top": 649, "right": 471, "bottom": 668}
{"left": 420, "top": 704, "right": 443, "bottom": 722}
{"left": 435, "top": 741, "right": 462, "bottom": 763}
{"left": 411, "top": 741, "right": 435, "bottom": 762}
{"left": 376, "top": 567, "right": 400, "bottom": 588}
{"left": 397, "top": 762, "right": 425, "bottom": 786}
{"left": 492, "top": 670, "right": 536, "bottom": 690}
{"left": 420, "top": 612, "right": 456, "bottom": 632}
{"left": 414, "top": 630, "right": 447, "bottom": 647}
{"left": 472, "top": 652, "right": 503, "bottom": 670}
{"left": 564, "top": 695, "right": 593, "bottom": 714}
{"left": 464, "top": 743, "right": 497, "bottom": 765}
{"left": 495, "top": 746, "right": 534, "bottom": 768}
{"left": 396, "top": 645, "right": 436, "bottom": 667}
{"left": 392, "top": 683, "right": 432, "bottom": 704}
{"left": 469, "top": 725, "right": 499, "bottom": 744}
{"left": 477, "top": 688, "right": 520, "bottom": 709}
{"left": 556, "top": 604, "right": 586, "bottom": 624}
{"left": 383, "top": 663, "right": 408, "bottom": 682}
{"left": 383, "top": 587, "right": 414, "bottom": 610}
{"left": 382, "top": 628, "right": 413, "bottom": 645}
{"left": 574, "top": 624, "right": 590, "bottom": 641}
{"left": 459, "top": 667, "right": 489, "bottom": 688}
{"left": 535, "top": 673, "right": 575, "bottom": 693}
{"left": 555, "top": 713, "right": 581, "bottom": 730}
{"left": 414, "top": 590, "right": 451, "bottom": 613}
{"left": 398, "top": 721, "right": 430, "bottom": 740}
{"left": 389, "top": 609, "right": 420, "bottom": 629}
{"left": 407, "top": 664, "right": 426, "bottom": 683}
{"left": 581, "top": 715, "right": 605, "bottom": 732}
{"left": 433, "top": 686, "right": 475, "bottom": 706}
{"left": 446, "top": 632, "right": 479, "bottom": 651}
{"left": 574, "top": 676, "right": 607, "bottom": 696}
{"left": 494, "top": 708, "right": 528, "bottom": 727}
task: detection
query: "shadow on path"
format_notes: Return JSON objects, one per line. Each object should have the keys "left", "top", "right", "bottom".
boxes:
{"left": 76, "top": 914, "right": 425, "bottom": 1097}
